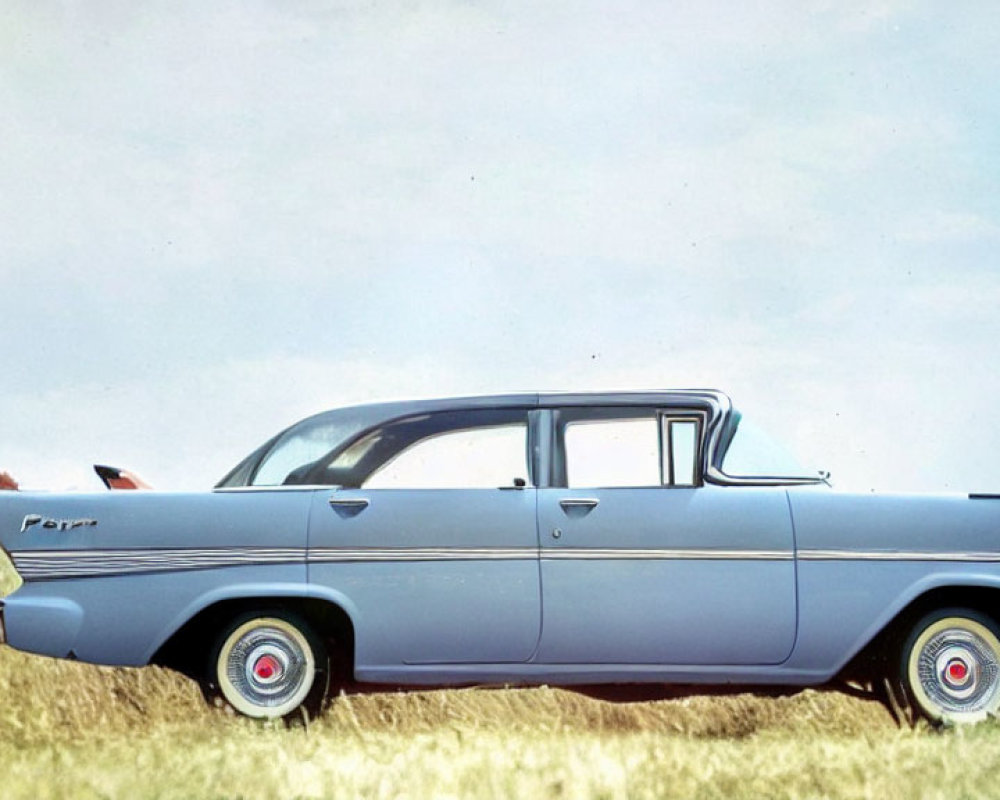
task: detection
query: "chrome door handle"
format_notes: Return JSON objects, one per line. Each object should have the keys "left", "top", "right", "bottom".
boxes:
{"left": 329, "top": 498, "right": 369, "bottom": 509}
{"left": 559, "top": 498, "right": 599, "bottom": 512}
{"left": 328, "top": 498, "right": 369, "bottom": 517}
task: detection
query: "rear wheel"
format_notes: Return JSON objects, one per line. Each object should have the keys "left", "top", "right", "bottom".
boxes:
{"left": 211, "top": 612, "right": 327, "bottom": 719}
{"left": 901, "top": 608, "right": 1000, "bottom": 725}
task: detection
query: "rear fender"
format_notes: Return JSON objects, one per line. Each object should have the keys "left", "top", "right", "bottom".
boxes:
{"left": 142, "top": 582, "right": 318, "bottom": 663}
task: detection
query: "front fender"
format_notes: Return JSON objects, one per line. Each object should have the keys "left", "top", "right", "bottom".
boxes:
{"left": 833, "top": 571, "right": 1000, "bottom": 674}
{"left": 790, "top": 560, "right": 1000, "bottom": 677}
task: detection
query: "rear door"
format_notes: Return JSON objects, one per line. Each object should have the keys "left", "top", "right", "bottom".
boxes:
{"left": 307, "top": 408, "right": 541, "bottom": 666}
{"left": 536, "top": 406, "right": 797, "bottom": 665}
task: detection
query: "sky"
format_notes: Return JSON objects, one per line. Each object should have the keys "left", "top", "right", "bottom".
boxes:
{"left": 2, "top": 1, "right": 999, "bottom": 493}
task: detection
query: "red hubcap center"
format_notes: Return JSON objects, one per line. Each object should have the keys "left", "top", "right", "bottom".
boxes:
{"left": 947, "top": 660, "right": 968, "bottom": 682}
{"left": 254, "top": 655, "right": 281, "bottom": 680}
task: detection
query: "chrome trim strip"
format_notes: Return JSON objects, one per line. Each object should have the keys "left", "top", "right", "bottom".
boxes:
{"left": 213, "top": 485, "right": 332, "bottom": 493}
{"left": 10, "top": 545, "right": 798, "bottom": 580}
{"left": 11, "top": 547, "right": 305, "bottom": 580}
{"left": 23, "top": 545, "right": 997, "bottom": 581}
{"left": 798, "top": 550, "right": 1000, "bottom": 562}
{"left": 542, "top": 548, "right": 793, "bottom": 561}
{"left": 12, "top": 547, "right": 305, "bottom": 561}
{"left": 705, "top": 473, "right": 824, "bottom": 487}
{"left": 309, "top": 547, "right": 531, "bottom": 563}
{"left": 312, "top": 547, "right": 794, "bottom": 562}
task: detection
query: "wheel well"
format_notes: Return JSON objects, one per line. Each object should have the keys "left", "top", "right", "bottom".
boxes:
{"left": 151, "top": 596, "right": 355, "bottom": 682}
{"left": 841, "top": 585, "right": 1000, "bottom": 681}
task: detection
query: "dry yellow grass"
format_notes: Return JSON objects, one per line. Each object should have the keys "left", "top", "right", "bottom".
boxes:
{"left": 0, "top": 546, "right": 21, "bottom": 597}
{"left": 0, "top": 646, "right": 896, "bottom": 744}
{"left": 5, "top": 644, "right": 1000, "bottom": 799}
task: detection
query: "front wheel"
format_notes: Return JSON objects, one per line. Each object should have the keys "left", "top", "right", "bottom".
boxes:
{"left": 901, "top": 608, "right": 1000, "bottom": 725}
{"left": 212, "top": 612, "right": 327, "bottom": 719}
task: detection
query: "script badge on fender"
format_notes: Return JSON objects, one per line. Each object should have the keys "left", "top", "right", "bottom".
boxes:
{"left": 20, "top": 514, "right": 98, "bottom": 533}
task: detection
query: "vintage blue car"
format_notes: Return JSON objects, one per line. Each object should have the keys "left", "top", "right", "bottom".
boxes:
{"left": 2, "top": 390, "right": 1000, "bottom": 723}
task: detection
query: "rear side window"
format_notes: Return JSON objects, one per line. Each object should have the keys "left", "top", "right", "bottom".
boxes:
{"left": 364, "top": 422, "right": 527, "bottom": 489}
{"left": 253, "top": 407, "right": 531, "bottom": 488}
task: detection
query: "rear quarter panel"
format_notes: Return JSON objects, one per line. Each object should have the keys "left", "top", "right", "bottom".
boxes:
{"left": 0, "top": 490, "right": 313, "bottom": 665}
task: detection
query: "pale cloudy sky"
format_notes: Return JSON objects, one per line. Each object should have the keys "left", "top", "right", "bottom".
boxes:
{"left": 2, "top": 1, "right": 999, "bottom": 493}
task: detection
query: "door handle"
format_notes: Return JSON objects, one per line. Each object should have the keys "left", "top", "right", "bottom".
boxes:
{"left": 328, "top": 498, "right": 369, "bottom": 517}
{"left": 559, "top": 498, "right": 599, "bottom": 515}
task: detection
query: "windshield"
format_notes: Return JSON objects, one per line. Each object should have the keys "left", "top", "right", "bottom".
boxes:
{"left": 720, "top": 413, "right": 817, "bottom": 479}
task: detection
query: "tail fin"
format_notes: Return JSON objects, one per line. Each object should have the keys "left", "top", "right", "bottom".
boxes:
{"left": 94, "top": 465, "right": 152, "bottom": 490}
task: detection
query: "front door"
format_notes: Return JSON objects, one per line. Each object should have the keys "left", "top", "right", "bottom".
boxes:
{"left": 536, "top": 407, "right": 797, "bottom": 665}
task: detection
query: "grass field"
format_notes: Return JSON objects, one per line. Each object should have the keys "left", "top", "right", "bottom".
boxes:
{"left": 3, "top": 642, "right": 1000, "bottom": 800}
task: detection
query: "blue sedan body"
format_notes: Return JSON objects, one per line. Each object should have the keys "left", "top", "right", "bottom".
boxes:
{"left": 2, "top": 391, "right": 999, "bottom": 719}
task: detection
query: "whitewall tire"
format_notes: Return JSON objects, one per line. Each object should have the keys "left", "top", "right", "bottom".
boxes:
{"left": 213, "top": 613, "right": 323, "bottom": 719}
{"left": 902, "top": 609, "right": 1000, "bottom": 725}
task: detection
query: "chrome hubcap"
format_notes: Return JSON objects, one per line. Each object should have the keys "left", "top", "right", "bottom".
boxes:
{"left": 917, "top": 628, "right": 998, "bottom": 713}
{"left": 226, "top": 625, "right": 308, "bottom": 709}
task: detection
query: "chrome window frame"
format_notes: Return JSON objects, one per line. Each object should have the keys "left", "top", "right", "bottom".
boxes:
{"left": 658, "top": 412, "right": 706, "bottom": 487}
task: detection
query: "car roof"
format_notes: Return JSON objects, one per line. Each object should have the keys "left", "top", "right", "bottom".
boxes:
{"left": 216, "top": 389, "right": 737, "bottom": 488}
{"left": 321, "top": 389, "right": 731, "bottom": 417}
{"left": 278, "top": 389, "right": 734, "bottom": 449}
{"left": 537, "top": 389, "right": 730, "bottom": 408}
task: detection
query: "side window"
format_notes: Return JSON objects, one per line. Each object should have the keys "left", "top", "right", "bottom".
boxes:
{"left": 362, "top": 415, "right": 529, "bottom": 489}
{"left": 565, "top": 417, "right": 660, "bottom": 488}
{"left": 560, "top": 409, "right": 703, "bottom": 489}
{"left": 663, "top": 417, "right": 700, "bottom": 487}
